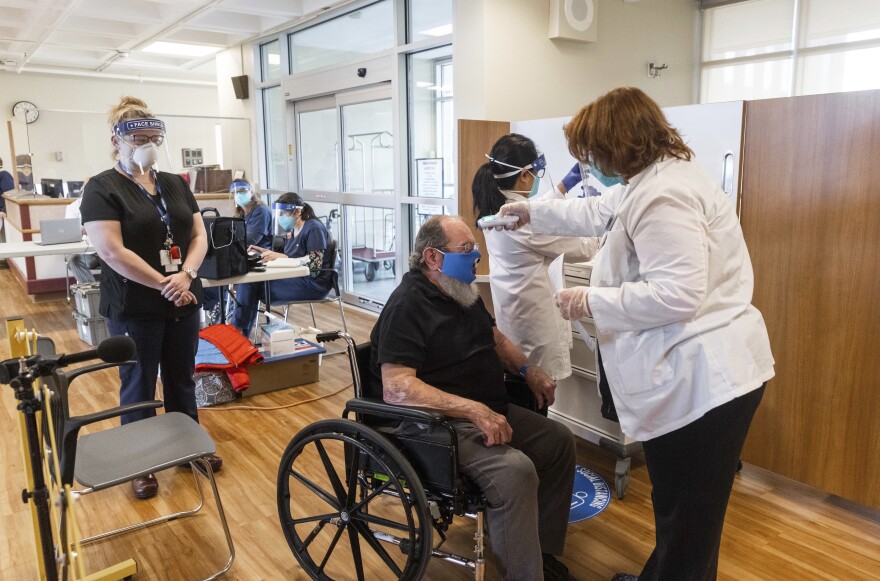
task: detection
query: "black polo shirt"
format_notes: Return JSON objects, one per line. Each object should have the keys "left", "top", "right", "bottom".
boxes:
{"left": 370, "top": 270, "right": 508, "bottom": 413}
{"left": 80, "top": 168, "right": 202, "bottom": 321}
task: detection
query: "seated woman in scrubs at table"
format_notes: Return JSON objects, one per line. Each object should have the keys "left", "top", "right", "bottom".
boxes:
{"left": 230, "top": 192, "right": 332, "bottom": 338}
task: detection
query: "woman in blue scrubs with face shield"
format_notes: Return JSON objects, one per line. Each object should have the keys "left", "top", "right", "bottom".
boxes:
{"left": 230, "top": 192, "right": 333, "bottom": 337}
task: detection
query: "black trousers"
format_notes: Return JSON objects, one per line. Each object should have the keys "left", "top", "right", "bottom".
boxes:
{"left": 638, "top": 384, "right": 766, "bottom": 581}
{"left": 107, "top": 310, "right": 200, "bottom": 425}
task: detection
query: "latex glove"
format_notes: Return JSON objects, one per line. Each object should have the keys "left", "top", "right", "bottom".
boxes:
{"left": 524, "top": 365, "right": 557, "bottom": 408}
{"left": 471, "top": 404, "right": 513, "bottom": 447}
{"left": 496, "top": 202, "right": 530, "bottom": 230}
{"left": 555, "top": 286, "right": 591, "bottom": 321}
{"left": 560, "top": 163, "right": 583, "bottom": 193}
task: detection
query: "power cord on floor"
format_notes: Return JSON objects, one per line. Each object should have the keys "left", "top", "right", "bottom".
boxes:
{"left": 199, "top": 382, "right": 352, "bottom": 411}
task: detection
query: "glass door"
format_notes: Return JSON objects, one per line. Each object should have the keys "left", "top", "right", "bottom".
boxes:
{"left": 294, "top": 87, "right": 398, "bottom": 312}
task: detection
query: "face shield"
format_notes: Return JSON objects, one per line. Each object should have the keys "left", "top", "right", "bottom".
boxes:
{"left": 231, "top": 180, "right": 254, "bottom": 207}
{"left": 273, "top": 202, "right": 302, "bottom": 235}
{"left": 485, "top": 152, "right": 548, "bottom": 198}
{"left": 113, "top": 118, "right": 174, "bottom": 174}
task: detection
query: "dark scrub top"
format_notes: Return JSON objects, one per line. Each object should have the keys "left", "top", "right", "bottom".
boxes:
{"left": 80, "top": 168, "right": 203, "bottom": 321}
{"left": 370, "top": 270, "right": 509, "bottom": 413}
{"left": 0, "top": 170, "right": 14, "bottom": 212}
{"left": 244, "top": 204, "right": 273, "bottom": 249}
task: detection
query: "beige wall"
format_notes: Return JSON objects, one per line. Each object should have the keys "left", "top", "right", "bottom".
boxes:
{"left": 0, "top": 70, "right": 255, "bottom": 190}
{"left": 455, "top": 0, "right": 699, "bottom": 122}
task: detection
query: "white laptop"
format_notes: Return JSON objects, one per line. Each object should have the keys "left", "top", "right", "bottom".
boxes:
{"left": 36, "top": 218, "right": 83, "bottom": 245}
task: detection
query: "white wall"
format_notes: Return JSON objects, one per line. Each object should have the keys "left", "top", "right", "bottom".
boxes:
{"left": 216, "top": 43, "right": 262, "bottom": 189}
{"left": 454, "top": 0, "right": 698, "bottom": 122}
{"left": 0, "top": 70, "right": 257, "bottom": 190}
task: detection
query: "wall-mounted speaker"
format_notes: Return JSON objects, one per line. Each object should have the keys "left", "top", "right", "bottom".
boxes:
{"left": 231, "top": 75, "right": 249, "bottom": 100}
{"left": 549, "top": 0, "right": 598, "bottom": 43}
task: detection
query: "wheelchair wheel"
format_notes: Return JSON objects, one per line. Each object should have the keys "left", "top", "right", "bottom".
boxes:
{"left": 278, "top": 419, "right": 433, "bottom": 580}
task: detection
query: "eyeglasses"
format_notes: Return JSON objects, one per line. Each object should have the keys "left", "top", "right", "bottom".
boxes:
{"left": 122, "top": 134, "right": 165, "bottom": 146}
{"left": 530, "top": 167, "right": 546, "bottom": 179}
{"left": 439, "top": 242, "right": 479, "bottom": 254}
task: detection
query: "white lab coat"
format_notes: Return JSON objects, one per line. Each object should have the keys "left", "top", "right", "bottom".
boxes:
{"left": 529, "top": 158, "right": 775, "bottom": 441}
{"left": 486, "top": 189, "right": 598, "bottom": 380}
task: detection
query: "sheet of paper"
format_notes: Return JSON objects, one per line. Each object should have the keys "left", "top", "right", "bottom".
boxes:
{"left": 547, "top": 254, "right": 597, "bottom": 351}
{"left": 264, "top": 256, "right": 308, "bottom": 268}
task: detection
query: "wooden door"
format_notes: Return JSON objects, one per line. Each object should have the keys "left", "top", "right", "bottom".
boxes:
{"left": 740, "top": 90, "right": 880, "bottom": 508}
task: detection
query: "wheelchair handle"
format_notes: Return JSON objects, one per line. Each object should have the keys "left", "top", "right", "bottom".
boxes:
{"left": 315, "top": 331, "right": 342, "bottom": 343}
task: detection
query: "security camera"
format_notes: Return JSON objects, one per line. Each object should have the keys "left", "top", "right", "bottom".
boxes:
{"left": 357, "top": 67, "right": 367, "bottom": 78}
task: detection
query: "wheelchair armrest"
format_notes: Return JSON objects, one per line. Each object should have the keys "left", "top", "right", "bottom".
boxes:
{"left": 344, "top": 397, "right": 447, "bottom": 424}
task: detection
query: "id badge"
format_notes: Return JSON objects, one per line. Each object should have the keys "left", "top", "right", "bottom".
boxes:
{"left": 160, "top": 249, "right": 179, "bottom": 272}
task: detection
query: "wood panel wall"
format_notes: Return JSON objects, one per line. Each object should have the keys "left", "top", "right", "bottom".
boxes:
{"left": 456, "top": 119, "right": 510, "bottom": 276}
{"left": 740, "top": 90, "right": 880, "bottom": 508}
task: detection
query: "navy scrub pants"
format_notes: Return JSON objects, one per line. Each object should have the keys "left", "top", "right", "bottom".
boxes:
{"left": 638, "top": 384, "right": 766, "bottom": 581}
{"left": 107, "top": 310, "right": 201, "bottom": 425}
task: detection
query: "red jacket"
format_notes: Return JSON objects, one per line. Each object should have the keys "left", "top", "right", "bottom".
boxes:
{"left": 196, "top": 324, "right": 263, "bottom": 392}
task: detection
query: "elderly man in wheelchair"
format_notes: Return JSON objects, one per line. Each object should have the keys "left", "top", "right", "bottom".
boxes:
{"left": 277, "top": 215, "right": 576, "bottom": 580}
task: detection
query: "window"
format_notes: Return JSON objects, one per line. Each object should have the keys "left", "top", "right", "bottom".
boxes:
{"left": 289, "top": 1, "right": 393, "bottom": 74}
{"left": 260, "top": 40, "right": 281, "bottom": 82}
{"left": 408, "top": 46, "right": 453, "bottom": 199}
{"left": 342, "top": 100, "right": 394, "bottom": 195}
{"left": 298, "top": 108, "right": 339, "bottom": 191}
{"left": 408, "top": 0, "right": 453, "bottom": 43}
{"left": 262, "top": 86, "right": 286, "bottom": 189}
{"left": 700, "top": 0, "right": 880, "bottom": 101}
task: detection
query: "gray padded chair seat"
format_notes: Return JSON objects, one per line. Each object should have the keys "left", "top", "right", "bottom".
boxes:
{"left": 75, "top": 412, "right": 216, "bottom": 490}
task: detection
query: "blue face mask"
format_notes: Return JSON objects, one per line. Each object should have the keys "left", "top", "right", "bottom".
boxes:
{"left": 436, "top": 247, "right": 481, "bottom": 285}
{"left": 589, "top": 161, "right": 624, "bottom": 187}
{"left": 528, "top": 172, "right": 541, "bottom": 198}
{"left": 234, "top": 192, "right": 252, "bottom": 207}
{"left": 278, "top": 214, "right": 295, "bottom": 231}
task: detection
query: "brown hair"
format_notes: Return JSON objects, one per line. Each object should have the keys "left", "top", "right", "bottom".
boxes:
{"left": 107, "top": 96, "right": 154, "bottom": 160}
{"left": 231, "top": 179, "right": 266, "bottom": 219}
{"left": 564, "top": 87, "right": 693, "bottom": 180}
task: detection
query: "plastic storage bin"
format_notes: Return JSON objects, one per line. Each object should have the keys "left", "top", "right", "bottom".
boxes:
{"left": 73, "top": 311, "right": 109, "bottom": 346}
{"left": 71, "top": 283, "right": 102, "bottom": 319}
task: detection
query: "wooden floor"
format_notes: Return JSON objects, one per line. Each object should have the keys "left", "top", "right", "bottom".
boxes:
{"left": 1, "top": 265, "right": 879, "bottom": 580}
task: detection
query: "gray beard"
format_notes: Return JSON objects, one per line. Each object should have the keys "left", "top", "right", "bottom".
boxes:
{"left": 436, "top": 271, "right": 480, "bottom": 308}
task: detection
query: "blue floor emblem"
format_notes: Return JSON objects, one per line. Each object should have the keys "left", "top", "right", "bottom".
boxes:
{"left": 569, "top": 465, "right": 611, "bottom": 523}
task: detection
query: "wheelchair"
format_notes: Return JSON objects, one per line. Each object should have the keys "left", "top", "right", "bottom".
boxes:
{"left": 276, "top": 331, "right": 542, "bottom": 580}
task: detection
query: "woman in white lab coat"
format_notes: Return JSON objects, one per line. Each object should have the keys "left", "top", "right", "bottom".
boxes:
{"left": 473, "top": 133, "right": 598, "bottom": 388}
{"left": 496, "top": 88, "right": 775, "bottom": 581}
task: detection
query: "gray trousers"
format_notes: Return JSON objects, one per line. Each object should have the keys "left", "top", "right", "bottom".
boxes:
{"left": 451, "top": 404, "right": 576, "bottom": 581}
{"left": 68, "top": 252, "right": 100, "bottom": 284}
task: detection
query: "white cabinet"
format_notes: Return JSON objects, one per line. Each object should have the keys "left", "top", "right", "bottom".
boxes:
{"left": 548, "top": 261, "right": 641, "bottom": 498}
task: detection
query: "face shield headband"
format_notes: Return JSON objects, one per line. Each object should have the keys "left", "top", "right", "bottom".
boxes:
{"left": 113, "top": 118, "right": 166, "bottom": 140}
{"left": 273, "top": 202, "right": 302, "bottom": 212}
{"left": 230, "top": 180, "right": 252, "bottom": 194}
{"left": 485, "top": 152, "right": 546, "bottom": 179}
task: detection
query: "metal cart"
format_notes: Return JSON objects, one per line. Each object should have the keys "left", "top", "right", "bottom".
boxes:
{"left": 350, "top": 210, "right": 395, "bottom": 281}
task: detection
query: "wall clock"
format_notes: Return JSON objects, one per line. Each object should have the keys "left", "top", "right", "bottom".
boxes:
{"left": 12, "top": 100, "right": 39, "bottom": 124}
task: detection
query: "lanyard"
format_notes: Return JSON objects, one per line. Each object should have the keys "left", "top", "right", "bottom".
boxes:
{"left": 118, "top": 162, "right": 173, "bottom": 245}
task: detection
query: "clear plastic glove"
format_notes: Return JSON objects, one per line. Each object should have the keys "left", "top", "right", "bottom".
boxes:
{"left": 555, "top": 286, "right": 591, "bottom": 321}
{"left": 496, "top": 202, "right": 530, "bottom": 231}
{"left": 560, "top": 163, "right": 583, "bottom": 193}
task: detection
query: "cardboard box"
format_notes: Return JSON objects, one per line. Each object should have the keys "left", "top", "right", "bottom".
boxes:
{"left": 245, "top": 338, "right": 326, "bottom": 397}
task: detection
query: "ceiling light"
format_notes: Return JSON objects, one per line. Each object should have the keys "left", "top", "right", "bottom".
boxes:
{"left": 419, "top": 24, "right": 452, "bottom": 37}
{"left": 143, "top": 41, "right": 221, "bottom": 58}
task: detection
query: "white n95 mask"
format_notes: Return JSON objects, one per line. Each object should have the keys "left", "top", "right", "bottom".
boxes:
{"left": 131, "top": 143, "right": 160, "bottom": 173}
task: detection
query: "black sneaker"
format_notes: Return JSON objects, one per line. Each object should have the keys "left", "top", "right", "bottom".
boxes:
{"left": 542, "top": 553, "right": 575, "bottom": 581}
{"left": 611, "top": 574, "right": 638, "bottom": 581}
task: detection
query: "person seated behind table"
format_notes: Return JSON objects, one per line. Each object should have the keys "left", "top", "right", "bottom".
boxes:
{"left": 0, "top": 156, "right": 14, "bottom": 241}
{"left": 230, "top": 192, "right": 332, "bottom": 337}
{"left": 202, "top": 179, "right": 273, "bottom": 321}
{"left": 368, "top": 215, "right": 577, "bottom": 581}
{"left": 64, "top": 177, "right": 101, "bottom": 284}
